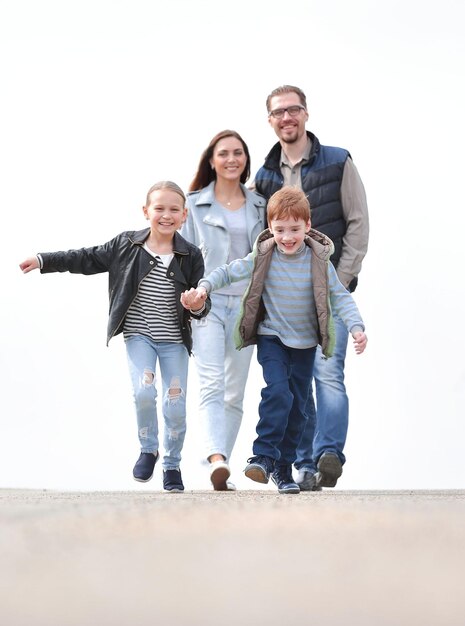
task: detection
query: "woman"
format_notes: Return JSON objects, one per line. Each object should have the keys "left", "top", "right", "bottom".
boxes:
{"left": 181, "top": 130, "right": 266, "bottom": 490}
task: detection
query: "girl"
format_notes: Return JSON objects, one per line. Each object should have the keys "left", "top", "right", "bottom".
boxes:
{"left": 19, "top": 181, "right": 210, "bottom": 492}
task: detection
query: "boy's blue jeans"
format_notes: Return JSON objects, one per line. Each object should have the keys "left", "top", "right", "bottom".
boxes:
{"left": 254, "top": 335, "right": 316, "bottom": 465}
{"left": 125, "top": 335, "right": 189, "bottom": 470}
{"left": 295, "top": 315, "right": 349, "bottom": 471}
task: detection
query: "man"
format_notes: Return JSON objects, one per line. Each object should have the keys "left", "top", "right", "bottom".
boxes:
{"left": 253, "top": 85, "right": 369, "bottom": 490}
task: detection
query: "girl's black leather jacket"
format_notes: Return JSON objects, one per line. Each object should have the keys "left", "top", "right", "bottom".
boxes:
{"left": 39, "top": 228, "right": 210, "bottom": 353}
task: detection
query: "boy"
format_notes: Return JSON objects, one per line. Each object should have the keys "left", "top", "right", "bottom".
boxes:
{"left": 182, "top": 187, "right": 367, "bottom": 494}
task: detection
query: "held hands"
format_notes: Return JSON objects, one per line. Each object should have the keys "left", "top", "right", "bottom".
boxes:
{"left": 181, "top": 286, "right": 208, "bottom": 312}
{"left": 19, "top": 257, "right": 39, "bottom": 274}
{"left": 352, "top": 331, "right": 368, "bottom": 355}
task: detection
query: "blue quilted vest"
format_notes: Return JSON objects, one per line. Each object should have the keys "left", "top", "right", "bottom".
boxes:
{"left": 255, "top": 132, "right": 349, "bottom": 272}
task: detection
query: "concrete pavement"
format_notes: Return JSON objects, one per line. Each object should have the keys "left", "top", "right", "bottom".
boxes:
{"left": 1, "top": 489, "right": 464, "bottom": 625}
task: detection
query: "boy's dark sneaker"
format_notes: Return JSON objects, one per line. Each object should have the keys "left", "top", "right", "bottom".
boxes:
{"left": 295, "top": 468, "right": 322, "bottom": 492}
{"left": 163, "top": 469, "right": 185, "bottom": 492}
{"left": 244, "top": 455, "right": 275, "bottom": 484}
{"left": 133, "top": 451, "right": 159, "bottom": 482}
{"left": 272, "top": 464, "right": 300, "bottom": 494}
{"left": 315, "top": 452, "right": 343, "bottom": 488}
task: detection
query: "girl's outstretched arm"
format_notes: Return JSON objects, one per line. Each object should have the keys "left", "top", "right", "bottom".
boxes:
{"left": 19, "top": 256, "right": 39, "bottom": 273}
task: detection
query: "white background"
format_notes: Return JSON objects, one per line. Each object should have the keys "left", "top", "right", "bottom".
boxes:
{"left": 1, "top": 0, "right": 464, "bottom": 491}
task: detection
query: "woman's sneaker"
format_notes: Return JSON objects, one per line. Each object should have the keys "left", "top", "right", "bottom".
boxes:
{"left": 209, "top": 460, "right": 231, "bottom": 491}
{"left": 244, "top": 455, "right": 275, "bottom": 484}
{"left": 133, "top": 451, "right": 159, "bottom": 482}
{"left": 163, "top": 469, "right": 185, "bottom": 492}
{"left": 272, "top": 464, "right": 300, "bottom": 494}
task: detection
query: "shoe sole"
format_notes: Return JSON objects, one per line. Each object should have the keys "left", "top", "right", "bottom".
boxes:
{"left": 244, "top": 465, "right": 269, "bottom": 484}
{"left": 210, "top": 466, "right": 230, "bottom": 491}
{"left": 164, "top": 487, "right": 185, "bottom": 493}
{"left": 272, "top": 476, "right": 300, "bottom": 494}
{"left": 277, "top": 486, "right": 300, "bottom": 494}
{"left": 133, "top": 475, "right": 153, "bottom": 483}
{"left": 316, "top": 455, "right": 343, "bottom": 488}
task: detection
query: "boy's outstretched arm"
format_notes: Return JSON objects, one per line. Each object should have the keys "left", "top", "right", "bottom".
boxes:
{"left": 352, "top": 331, "right": 367, "bottom": 355}
{"left": 19, "top": 256, "right": 40, "bottom": 273}
{"left": 181, "top": 286, "right": 207, "bottom": 311}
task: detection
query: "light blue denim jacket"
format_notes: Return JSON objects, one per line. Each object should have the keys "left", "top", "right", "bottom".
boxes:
{"left": 180, "top": 181, "right": 266, "bottom": 275}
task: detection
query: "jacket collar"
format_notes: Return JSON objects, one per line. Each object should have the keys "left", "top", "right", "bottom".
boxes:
{"left": 255, "top": 226, "right": 333, "bottom": 261}
{"left": 264, "top": 131, "right": 320, "bottom": 170}
{"left": 129, "top": 228, "right": 190, "bottom": 256}
{"left": 192, "top": 180, "right": 216, "bottom": 206}
{"left": 190, "top": 180, "right": 265, "bottom": 209}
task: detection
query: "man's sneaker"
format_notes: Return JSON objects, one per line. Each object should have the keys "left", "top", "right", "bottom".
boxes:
{"left": 272, "top": 464, "right": 300, "bottom": 494}
{"left": 209, "top": 460, "right": 231, "bottom": 491}
{"left": 295, "top": 468, "right": 322, "bottom": 492}
{"left": 133, "top": 451, "right": 159, "bottom": 482}
{"left": 316, "top": 452, "right": 343, "bottom": 488}
{"left": 163, "top": 469, "right": 185, "bottom": 492}
{"left": 244, "top": 455, "right": 275, "bottom": 484}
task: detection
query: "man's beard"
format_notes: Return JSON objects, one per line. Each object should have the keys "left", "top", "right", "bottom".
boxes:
{"left": 280, "top": 128, "right": 299, "bottom": 144}
{"left": 281, "top": 134, "right": 299, "bottom": 144}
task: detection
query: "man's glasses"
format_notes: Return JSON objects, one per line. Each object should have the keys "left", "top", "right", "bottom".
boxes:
{"left": 268, "top": 105, "right": 306, "bottom": 119}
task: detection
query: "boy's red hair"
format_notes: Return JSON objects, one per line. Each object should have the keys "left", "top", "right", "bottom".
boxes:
{"left": 267, "top": 186, "right": 311, "bottom": 223}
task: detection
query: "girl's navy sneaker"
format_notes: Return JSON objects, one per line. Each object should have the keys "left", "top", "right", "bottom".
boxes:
{"left": 163, "top": 469, "right": 185, "bottom": 492}
{"left": 133, "top": 451, "right": 159, "bottom": 482}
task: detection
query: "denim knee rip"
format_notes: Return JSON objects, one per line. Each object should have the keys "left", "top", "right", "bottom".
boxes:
{"left": 166, "top": 376, "right": 185, "bottom": 441}
{"left": 142, "top": 368, "right": 155, "bottom": 387}
{"left": 166, "top": 376, "right": 185, "bottom": 402}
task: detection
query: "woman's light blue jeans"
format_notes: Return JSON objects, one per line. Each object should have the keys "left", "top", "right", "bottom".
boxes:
{"left": 125, "top": 335, "right": 189, "bottom": 470}
{"left": 191, "top": 293, "right": 254, "bottom": 462}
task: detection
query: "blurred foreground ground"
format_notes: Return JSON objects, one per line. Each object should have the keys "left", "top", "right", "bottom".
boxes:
{"left": 1, "top": 489, "right": 464, "bottom": 625}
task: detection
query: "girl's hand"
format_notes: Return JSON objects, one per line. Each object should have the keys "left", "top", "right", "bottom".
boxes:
{"left": 19, "top": 257, "right": 39, "bottom": 273}
{"left": 352, "top": 331, "right": 367, "bottom": 355}
{"left": 181, "top": 287, "right": 207, "bottom": 311}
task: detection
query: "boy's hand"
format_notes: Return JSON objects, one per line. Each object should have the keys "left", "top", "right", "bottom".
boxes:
{"left": 352, "top": 331, "right": 367, "bottom": 354}
{"left": 181, "top": 287, "right": 207, "bottom": 311}
{"left": 19, "top": 257, "right": 39, "bottom": 273}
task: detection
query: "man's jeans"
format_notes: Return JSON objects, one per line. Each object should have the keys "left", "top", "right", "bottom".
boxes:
{"left": 125, "top": 335, "right": 189, "bottom": 470}
{"left": 254, "top": 335, "right": 316, "bottom": 465}
{"left": 295, "top": 315, "right": 349, "bottom": 471}
{"left": 192, "top": 293, "right": 254, "bottom": 462}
